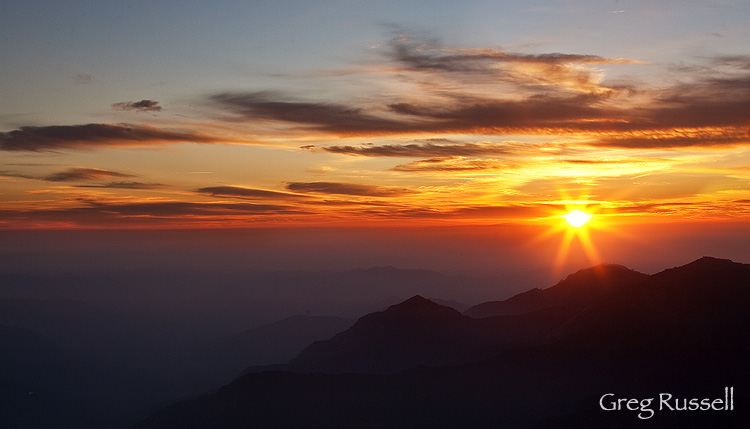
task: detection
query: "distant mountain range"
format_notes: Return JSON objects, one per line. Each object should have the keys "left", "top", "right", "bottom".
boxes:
{"left": 0, "top": 266, "right": 489, "bottom": 427}
{"left": 0, "top": 266, "right": 493, "bottom": 334}
{"left": 0, "top": 303, "right": 355, "bottom": 427}
{"left": 193, "top": 315, "right": 356, "bottom": 384}
{"left": 138, "top": 257, "right": 750, "bottom": 428}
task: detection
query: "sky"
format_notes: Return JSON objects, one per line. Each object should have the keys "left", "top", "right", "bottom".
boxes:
{"left": 1, "top": 1, "right": 750, "bottom": 276}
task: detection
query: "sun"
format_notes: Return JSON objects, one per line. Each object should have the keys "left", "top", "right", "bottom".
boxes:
{"left": 529, "top": 196, "right": 613, "bottom": 280}
{"left": 562, "top": 209, "right": 593, "bottom": 227}
{"left": 550, "top": 207, "right": 599, "bottom": 277}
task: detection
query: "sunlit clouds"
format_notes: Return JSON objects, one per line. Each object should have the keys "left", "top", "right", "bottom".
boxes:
{"left": 2, "top": 18, "right": 750, "bottom": 229}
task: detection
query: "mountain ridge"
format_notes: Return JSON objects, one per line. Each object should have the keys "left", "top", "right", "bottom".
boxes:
{"left": 464, "top": 263, "right": 648, "bottom": 318}
{"left": 138, "top": 256, "right": 750, "bottom": 428}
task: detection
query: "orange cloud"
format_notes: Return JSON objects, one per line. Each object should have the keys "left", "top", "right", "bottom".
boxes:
{"left": 285, "top": 181, "right": 416, "bottom": 197}
{"left": 43, "top": 167, "right": 135, "bottom": 182}
{"left": 196, "top": 186, "right": 305, "bottom": 200}
{"left": 393, "top": 157, "right": 511, "bottom": 173}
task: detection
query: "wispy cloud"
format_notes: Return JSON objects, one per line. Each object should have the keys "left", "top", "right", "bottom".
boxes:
{"left": 7, "top": 38, "right": 748, "bottom": 155}
{"left": 73, "top": 73, "right": 95, "bottom": 85}
{"left": 384, "top": 92, "right": 613, "bottom": 132}
{"left": 206, "top": 35, "right": 749, "bottom": 151}
{"left": 212, "top": 90, "right": 615, "bottom": 136}
{"left": 393, "top": 157, "right": 511, "bottom": 172}
{"left": 111, "top": 99, "right": 162, "bottom": 112}
{"left": 322, "top": 141, "right": 512, "bottom": 157}
{"left": 0, "top": 170, "right": 36, "bottom": 180}
{"left": 385, "top": 33, "right": 639, "bottom": 94}
{"left": 1, "top": 167, "right": 149, "bottom": 184}
{"left": 0, "top": 200, "right": 307, "bottom": 227}
{"left": 43, "top": 167, "right": 135, "bottom": 182}
{"left": 596, "top": 129, "right": 750, "bottom": 149}
{"left": 196, "top": 186, "right": 303, "bottom": 199}
{"left": 212, "top": 92, "right": 420, "bottom": 134}
{"left": 74, "top": 181, "right": 164, "bottom": 189}
{"left": 87, "top": 201, "right": 295, "bottom": 216}
{"left": 3, "top": 35, "right": 749, "bottom": 229}
{"left": 285, "top": 181, "right": 415, "bottom": 197}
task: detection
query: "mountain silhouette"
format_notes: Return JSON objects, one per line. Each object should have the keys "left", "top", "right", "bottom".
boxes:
{"left": 138, "top": 257, "right": 750, "bottom": 428}
{"left": 0, "top": 267, "right": 497, "bottom": 427}
{"left": 288, "top": 296, "right": 471, "bottom": 373}
{"left": 559, "top": 256, "right": 750, "bottom": 361}
{"left": 285, "top": 294, "right": 571, "bottom": 374}
{"left": 464, "top": 263, "right": 647, "bottom": 318}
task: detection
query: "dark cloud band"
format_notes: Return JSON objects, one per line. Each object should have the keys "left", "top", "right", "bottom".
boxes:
{"left": 43, "top": 167, "right": 135, "bottom": 182}
{"left": 285, "top": 181, "right": 413, "bottom": 197}
{"left": 196, "top": 186, "right": 302, "bottom": 199}
{"left": 0, "top": 124, "right": 216, "bottom": 151}
{"left": 323, "top": 141, "right": 511, "bottom": 157}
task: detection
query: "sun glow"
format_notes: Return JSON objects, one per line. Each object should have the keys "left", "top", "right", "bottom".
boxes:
{"left": 563, "top": 209, "right": 593, "bottom": 227}
{"left": 528, "top": 201, "right": 610, "bottom": 280}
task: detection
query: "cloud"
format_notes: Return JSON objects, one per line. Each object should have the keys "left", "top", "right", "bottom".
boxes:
{"left": 607, "top": 202, "right": 695, "bottom": 215}
{"left": 323, "top": 141, "right": 512, "bottom": 157}
{"left": 711, "top": 55, "right": 750, "bottom": 70}
{"left": 196, "top": 186, "right": 303, "bottom": 199}
{"left": 112, "top": 99, "right": 162, "bottom": 112}
{"left": 597, "top": 130, "right": 750, "bottom": 149}
{"left": 207, "top": 37, "right": 748, "bottom": 150}
{"left": 393, "top": 158, "right": 510, "bottom": 172}
{"left": 1, "top": 167, "right": 151, "bottom": 186}
{"left": 359, "top": 203, "right": 561, "bottom": 221}
{"left": 212, "top": 90, "right": 614, "bottom": 136}
{"left": 386, "top": 33, "right": 637, "bottom": 72}
{"left": 449, "top": 204, "right": 557, "bottom": 219}
{"left": 384, "top": 33, "right": 640, "bottom": 94}
{"left": 560, "top": 158, "right": 663, "bottom": 165}
{"left": 631, "top": 81, "right": 750, "bottom": 132}
{"left": 385, "top": 92, "right": 613, "bottom": 132}
{"left": 0, "top": 170, "right": 36, "bottom": 180}
{"left": 0, "top": 123, "right": 217, "bottom": 151}
{"left": 73, "top": 73, "right": 95, "bottom": 84}
{"left": 43, "top": 167, "right": 135, "bottom": 182}
{"left": 285, "top": 181, "right": 414, "bottom": 197}
{"left": 212, "top": 92, "right": 421, "bottom": 134}
{"left": 74, "top": 181, "right": 164, "bottom": 189}
{"left": 212, "top": 75, "right": 749, "bottom": 149}
{"left": 88, "top": 201, "right": 294, "bottom": 216}
{"left": 0, "top": 201, "right": 306, "bottom": 226}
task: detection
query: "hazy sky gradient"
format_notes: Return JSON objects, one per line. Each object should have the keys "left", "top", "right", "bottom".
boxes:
{"left": 1, "top": 1, "right": 749, "bottom": 272}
